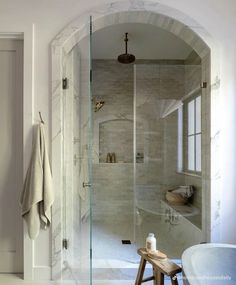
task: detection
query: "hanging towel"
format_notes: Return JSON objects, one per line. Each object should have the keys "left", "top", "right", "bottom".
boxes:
{"left": 20, "top": 123, "right": 53, "bottom": 239}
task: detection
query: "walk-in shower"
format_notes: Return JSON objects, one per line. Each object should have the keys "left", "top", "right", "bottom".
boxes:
{"left": 56, "top": 14, "right": 210, "bottom": 284}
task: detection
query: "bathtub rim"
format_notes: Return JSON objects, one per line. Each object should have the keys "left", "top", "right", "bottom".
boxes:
{"left": 182, "top": 243, "right": 236, "bottom": 285}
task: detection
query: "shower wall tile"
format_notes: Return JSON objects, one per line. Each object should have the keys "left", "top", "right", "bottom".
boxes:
{"left": 99, "top": 119, "right": 133, "bottom": 163}
{"left": 185, "top": 65, "right": 201, "bottom": 94}
{"left": 135, "top": 64, "right": 185, "bottom": 100}
{"left": 93, "top": 164, "right": 134, "bottom": 222}
{"left": 159, "top": 65, "right": 185, "bottom": 99}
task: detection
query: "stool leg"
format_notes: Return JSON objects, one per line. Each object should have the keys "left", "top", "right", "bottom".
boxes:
{"left": 170, "top": 275, "right": 179, "bottom": 285}
{"left": 153, "top": 267, "right": 155, "bottom": 285}
{"left": 135, "top": 257, "right": 146, "bottom": 285}
{"left": 154, "top": 269, "right": 164, "bottom": 285}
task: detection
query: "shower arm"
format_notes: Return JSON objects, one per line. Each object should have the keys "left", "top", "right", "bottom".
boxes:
{"left": 125, "top": 33, "right": 128, "bottom": 54}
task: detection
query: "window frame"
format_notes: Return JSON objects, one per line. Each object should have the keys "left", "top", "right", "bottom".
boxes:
{"left": 182, "top": 94, "right": 202, "bottom": 175}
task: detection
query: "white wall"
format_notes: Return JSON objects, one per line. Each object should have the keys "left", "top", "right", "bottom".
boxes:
{"left": 220, "top": 45, "right": 236, "bottom": 243}
{"left": 0, "top": 0, "right": 236, "bottom": 279}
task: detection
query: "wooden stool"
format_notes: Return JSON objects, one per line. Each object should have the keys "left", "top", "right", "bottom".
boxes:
{"left": 135, "top": 248, "right": 182, "bottom": 285}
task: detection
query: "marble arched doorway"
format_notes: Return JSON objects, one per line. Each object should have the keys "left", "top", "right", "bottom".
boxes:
{"left": 51, "top": 1, "right": 220, "bottom": 280}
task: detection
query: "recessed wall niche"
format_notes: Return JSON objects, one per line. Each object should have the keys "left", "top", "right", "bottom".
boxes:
{"left": 99, "top": 119, "right": 144, "bottom": 163}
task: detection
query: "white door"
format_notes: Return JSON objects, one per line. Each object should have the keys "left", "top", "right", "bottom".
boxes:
{"left": 0, "top": 39, "right": 23, "bottom": 273}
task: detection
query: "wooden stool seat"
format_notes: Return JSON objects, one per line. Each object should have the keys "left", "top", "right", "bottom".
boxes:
{"left": 135, "top": 248, "right": 182, "bottom": 285}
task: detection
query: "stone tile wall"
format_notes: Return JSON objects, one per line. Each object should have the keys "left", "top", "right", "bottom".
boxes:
{"left": 92, "top": 60, "right": 202, "bottom": 227}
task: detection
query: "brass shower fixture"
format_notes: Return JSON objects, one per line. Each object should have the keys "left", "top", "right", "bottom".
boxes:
{"left": 94, "top": 100, "right": 105, "bottom": 112}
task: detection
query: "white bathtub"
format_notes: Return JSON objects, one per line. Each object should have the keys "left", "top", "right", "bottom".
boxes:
{"left": 182, "top": 243, "right": 236, "bottom": 285}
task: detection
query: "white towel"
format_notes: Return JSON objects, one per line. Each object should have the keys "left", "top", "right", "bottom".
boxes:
{"left": 20, "top": 123, "right": 53, "bottom": 239}
{"left": 172, "top": 185, "right": 194, "bottom": 198}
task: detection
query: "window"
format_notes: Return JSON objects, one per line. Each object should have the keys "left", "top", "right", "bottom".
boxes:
{"left": 186, "top": 96, "right": 201, "bottom": 172}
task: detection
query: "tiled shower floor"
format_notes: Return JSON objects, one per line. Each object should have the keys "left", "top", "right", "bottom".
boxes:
{"left": 92, "top": 214, "right": 184, "bottom": 262}
{"left": 90, "top": 214, "right": 184, "bottom": 283}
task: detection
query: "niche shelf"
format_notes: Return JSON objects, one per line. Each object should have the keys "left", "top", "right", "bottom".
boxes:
{"left": 98, "top": 118, "right": 144, "bottom": 164}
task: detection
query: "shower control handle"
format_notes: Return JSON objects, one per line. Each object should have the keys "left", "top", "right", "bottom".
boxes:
{"left": 83, "top": 182, "right": 92, "bottom": 188}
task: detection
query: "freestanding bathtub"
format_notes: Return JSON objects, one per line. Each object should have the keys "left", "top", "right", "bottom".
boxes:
{"left": 182, "top": 243, "right": 236, "bottom": 285}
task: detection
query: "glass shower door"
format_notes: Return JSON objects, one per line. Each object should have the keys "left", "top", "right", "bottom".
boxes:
{"left": 91, "top": 46, "right": 136, "bottom": 281}
{"left": 133, "top": 64, "right": 164, "bottom": 250}
{"left": 134, "top": 63, "right": 199, "bottom": 259}
{"left": 62, "top": 16, "right": 93, "bottom": 284}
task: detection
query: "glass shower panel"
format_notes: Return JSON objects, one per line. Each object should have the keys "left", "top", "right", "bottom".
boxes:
{"left": 134, "top": 64, "right": 166, "bottom": 250}
{"left": 91, "top": 57, "right": 135, "bottom": 281}
{"left": 134, "top": 64, "right": 189, "bottom": 258}
{"left": 62, "top": 16, "right": 92, "bottom": 284}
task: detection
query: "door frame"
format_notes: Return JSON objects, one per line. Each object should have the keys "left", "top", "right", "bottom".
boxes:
{"left": 0, "top": 37, "right": 23, "bottom": 274}
{"left": 0, "top": 25, "right": 35, "bottom": 280}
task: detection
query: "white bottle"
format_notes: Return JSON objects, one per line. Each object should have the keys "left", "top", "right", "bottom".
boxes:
{"left": 146, "top": 233, "right": 156, "bottom": 252}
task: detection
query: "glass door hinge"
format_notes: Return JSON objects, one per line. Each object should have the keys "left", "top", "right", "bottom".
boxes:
{"left": 62, "top": 78, "right": 68, "bottom": 90}
{"left": 62, "top": 239, "right": 68, "bottom": 250}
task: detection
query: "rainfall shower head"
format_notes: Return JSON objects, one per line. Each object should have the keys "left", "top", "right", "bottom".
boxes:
{"left": 117, "top": 33, "right": 135, "bottom": 64}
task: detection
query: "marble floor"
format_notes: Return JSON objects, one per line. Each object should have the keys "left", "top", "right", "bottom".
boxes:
{"left": 2, "top": 210, "right": 186, "bottom": 285}
{"left": 61, "top": 213, "right": 181, "bottom": 283}
{"left": 0, "top": 274, "right": 183, "bottom": 285}
{"left": 0, "top": 274, "right": 53, "bottom": 285}
{"left": 90, "top": 211, "right": 184, "bottom": 281}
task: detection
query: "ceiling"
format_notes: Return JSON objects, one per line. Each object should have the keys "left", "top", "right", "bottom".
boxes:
{"left": 92, "top": 23, "right": 193, "bottom": 60}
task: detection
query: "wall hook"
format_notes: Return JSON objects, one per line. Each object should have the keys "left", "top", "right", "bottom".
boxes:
{"left": 39, "top": 112, "right": 44, "bottom": 124}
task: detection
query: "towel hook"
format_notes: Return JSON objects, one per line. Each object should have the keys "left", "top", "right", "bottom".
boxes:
{"left": 39, "top": 112, "right": 44, "bottom": 124}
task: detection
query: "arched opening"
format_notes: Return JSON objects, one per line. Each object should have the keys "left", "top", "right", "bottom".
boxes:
{"left": 51, "top": 3, "right": 220, "bottom": 282}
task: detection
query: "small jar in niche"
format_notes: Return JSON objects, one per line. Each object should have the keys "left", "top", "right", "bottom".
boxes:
{"left": 111, "top": 153, "right": 116, "bottom": 163}
{"left": 106, "top": 153, "right": 112, "bottom": 163}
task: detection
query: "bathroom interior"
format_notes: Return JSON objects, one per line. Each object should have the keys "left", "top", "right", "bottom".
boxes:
{"left": 60, "top": 17, "right": 209, "bottom": 284}
{"left": 2, "top": 1, "right": 236, "bottom": 285}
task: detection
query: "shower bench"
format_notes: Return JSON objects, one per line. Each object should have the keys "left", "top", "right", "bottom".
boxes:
{"left": 135, "top": 248, "right": 182, "bottom": 285}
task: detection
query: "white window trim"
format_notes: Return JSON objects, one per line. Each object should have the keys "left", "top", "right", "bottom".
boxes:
{"left": 177, "top": 95, "right": 202, "bottom": 175}
{"left": 187, "top": 96, "right": 202, "bottom": 173}
{"left": 177, "top": 105, "right": 183, "bottom": 172}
